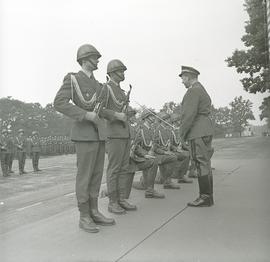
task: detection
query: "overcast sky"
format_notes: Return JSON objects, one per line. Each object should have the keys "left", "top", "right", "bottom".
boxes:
{"left": 0, "top": 0, "right": 268, "bottom": 125}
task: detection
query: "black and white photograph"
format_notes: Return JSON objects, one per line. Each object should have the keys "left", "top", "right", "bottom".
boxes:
{"left": 0, "top": 0, "right": 270, "bottom": 261}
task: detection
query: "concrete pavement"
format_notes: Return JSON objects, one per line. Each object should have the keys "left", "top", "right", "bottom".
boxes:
{"left": 0, "top": 137, "right": 270, "bottom": 262}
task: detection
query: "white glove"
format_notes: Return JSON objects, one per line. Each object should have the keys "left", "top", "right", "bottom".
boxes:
{"left": 84, "top": 112, "right": 99, "bottom": 125}
{"left": 114, "top": 112, "right": 127, "bottom": 122}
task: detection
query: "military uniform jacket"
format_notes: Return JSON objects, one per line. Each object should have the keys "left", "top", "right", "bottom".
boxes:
{"left": 169, "top": 127, "right": 180, "bottom": 152}
{"left": 155, "top": 123, "right": 171, "bottom": 153}
{"left": 104, "top": 80, "right": 130, "bottom": 139}
{"left": 0, "top": 135, "right": 12, "bottom": 153}
{"left": 30, "top": 137, "right": 41, "bottom": 152}
{"left": 180, "top": 81, "right": 214, "bottom": 141}
{"left": 15, "top": 136, "right": 27, "bottom": 152}
{"left": 136, "top": 123, "right": 165, "bottom": 155}
{"left": 130, "top": 125, "right": 146, "bottom": 163}
{"left": 54, "top": 71, "right": 114, "bottom": 141}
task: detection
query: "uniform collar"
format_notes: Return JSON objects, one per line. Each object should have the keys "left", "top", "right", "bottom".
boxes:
{"left": 109, "top": 79, "right": 120, "bottom": 87}
{"left": 81, "top": 69, "right": 94, "bottom": 79}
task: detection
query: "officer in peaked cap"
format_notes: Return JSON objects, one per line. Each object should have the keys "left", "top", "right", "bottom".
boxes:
{"left": 179, "top": 66, "right": 200, "bottom": 78}
{"left": 179, "top": 66, "right": 214, "bottom": 207}
{"left": 54, "top": 44, "right": 116, "bottom": 233}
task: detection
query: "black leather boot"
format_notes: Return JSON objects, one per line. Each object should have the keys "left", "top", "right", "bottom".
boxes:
{"left": 89, "top": 198, "right": 115, "bottom": 226}
{"left": 78, "top": 202, "right": 99, "bottom": 233}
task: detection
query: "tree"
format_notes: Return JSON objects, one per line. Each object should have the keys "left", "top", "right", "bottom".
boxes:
{"left": 226, "top": 0, "right": 270, "bottom": 125}
{"left": 0, "top": 97, "right": 72, "bottom": 136}
{"left": 229, "top": 96, "right": 255, "bottom": 136}
{"left": 226, "top": 0, "right": 269, "bottom": 93}
{"left": 210, "top": 105, "right": 232, "bottom": 136}
{"left": 259, "top": 96, "right": 270, "bottom": 128}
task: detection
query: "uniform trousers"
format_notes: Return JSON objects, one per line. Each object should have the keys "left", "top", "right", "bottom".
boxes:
{"left": 125, "top": 158, "right": 157, "bottom": 198}
{"left": 106, "top": 138, "right": 131, "bottom": 197}
{"left": 1, "top": 152, "right": 10, "bottom": 176}
{"left": 75, "top": 141, "right": 105, "bottom": 206}
{"left": 171, "top": 151, "right": 190, "bottom": 179}
{"left": 189, "top": 136, "right": 213, "bottom": 196}
{"left": 31, "top": 152, "right": 40, "bottom": 170}
{"left": 17, "top": 151, "right": 26, "bottom": 173}
{"left": 155, "top": 154, "right": 177, "bottom": 183}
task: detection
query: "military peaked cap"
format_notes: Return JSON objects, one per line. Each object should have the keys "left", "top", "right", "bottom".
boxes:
{"left": 179, "top": 66, "right": 200, "bottom": 77}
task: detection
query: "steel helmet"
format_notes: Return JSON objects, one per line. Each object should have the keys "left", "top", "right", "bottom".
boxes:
{"left": 107, "top": 59, "right": 127, "bottom": 74}
{"left": 18, "top": 129, "right": 24, "bottom": 134}
{"left": 76, "top": 44, "right": 101, "bottom": 62}
{"left": 32, "top": 131, "right": 38, "bottom": 135}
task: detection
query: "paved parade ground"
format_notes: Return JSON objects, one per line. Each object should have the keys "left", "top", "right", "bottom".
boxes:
{"left": 0, "top": 137, "right": 270, "bottom": 262}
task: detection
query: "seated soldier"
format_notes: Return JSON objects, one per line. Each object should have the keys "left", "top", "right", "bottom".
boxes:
{"left": 132, "top": 110, "right": 179, "bottom": 190}
{"left": 125, "top": 113, "right": 165, "bottom": 199}
{"left": 168, "top": 113, "right": 192, "bottom": 183}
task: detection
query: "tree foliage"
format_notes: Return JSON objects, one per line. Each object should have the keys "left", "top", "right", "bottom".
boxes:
{"left": 229, "top": 96, "right": 255, "bottom": 135}
{"left": 226, "top": 0, "right": 270, "bottom": 94}
{"left": 0, "top": 97, "right": 72, "bottom": 136}
{"left": 259, "top": 96, "right": 270, "bottom": 127}
{"left": 226, "top": 0, "right": 270, "bottom": 126}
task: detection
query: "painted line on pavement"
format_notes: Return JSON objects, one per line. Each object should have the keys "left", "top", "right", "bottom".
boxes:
{"left": 40, "top": 166, "right": 61, "bottom": 170}
{"left": 115, "top": 205, "right": 189, "bottom": 262}
{"left": 16, "top": 202, "right": 43, "bottom": 211}
{"left": 64, "top": 192, "right": 75, "bottom": 196}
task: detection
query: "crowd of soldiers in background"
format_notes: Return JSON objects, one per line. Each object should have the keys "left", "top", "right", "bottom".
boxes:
{"left": 0, "top": 129, "right": 75, "bottom": 177}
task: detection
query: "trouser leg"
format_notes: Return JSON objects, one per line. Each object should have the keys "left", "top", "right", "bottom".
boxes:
{"left": 106, "top": 139, "right": 128, "bottom": 214}
{"left": 188, "top": 136, "right": 213, "bottom": 207}
{"left": 75, "top": 141, "right": 101, "bottom": 207}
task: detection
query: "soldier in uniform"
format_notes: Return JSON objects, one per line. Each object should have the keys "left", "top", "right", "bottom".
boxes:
{"left": 179, "top": 66, "right": 214, "bottom": 207}
{"left": 30, "top": 131, "right": 42, "bottom": 172}
{"left": 168, "top": 113, "right": 192, "bottom": 183}
{"left": 125, "top": 111, "right": 165, "bottom": 199}
{"left": 7, "top": 130, "right": 15, "bottom": 174}
{"left": 104, "top": 59, "right": 137, "bottom": 214}
{"left": 15, "top": 129, "right": 28, "bottom": 175}
{"left": 153, "top": 112, "right": 180, "bottom": 189}
{"left": 54, "top": 44, "right": 116, "bottom": 233}
{"left": 132, "top": 110, "right": 179, "bottom": 190}
{"left": 0, "top": 129, "right": 11, "bottom": 177}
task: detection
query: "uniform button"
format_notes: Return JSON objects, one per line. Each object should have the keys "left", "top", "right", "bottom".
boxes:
{"left": 86, "top": 93, "right": 90, "bottom": 97}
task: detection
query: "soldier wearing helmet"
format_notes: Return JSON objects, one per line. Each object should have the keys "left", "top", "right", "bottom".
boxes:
{"left": 54, "top": 44, "right": 116, "bottom": 233}
{"left": 15, "top": 129, "right": 28, "bottom": 175}
{"left": 30, "top": 131, "right": 42, "bottom": 172}
{"left": 179, "top": 66, "right": 214, "bottom": 207}
{"left": 0, "top": 129, "right": 12, "bottom": 177}
{"left": 103, "top": 59, "right": 137, "bottom": 214}
{"left": 7, "top": 130, "right": 15, "bottom": 174}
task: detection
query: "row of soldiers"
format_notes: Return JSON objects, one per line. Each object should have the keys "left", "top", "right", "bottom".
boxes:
{"left": 54, "top": 43, "right": 214, "bottom": 234}
{"left": 0, "top": 131, "right": 76, "bottom": 177}
{"left": 0, "top": 129, "right": 42, "bottom": 176}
